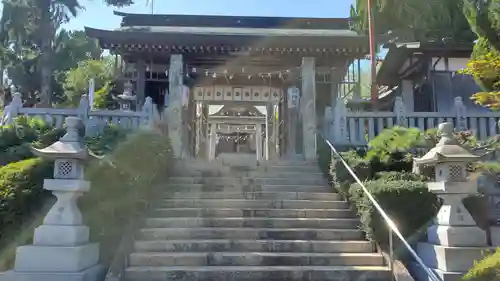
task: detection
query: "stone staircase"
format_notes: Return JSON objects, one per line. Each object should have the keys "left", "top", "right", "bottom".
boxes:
{"left": 123, "top": 160, "right": 391, "bottom": 281}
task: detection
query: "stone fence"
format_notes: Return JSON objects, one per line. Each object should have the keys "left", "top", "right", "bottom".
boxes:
{"left": 0, "top": 93, "right": 156, "bottom": 136}
{"left": 324, "top": 96, "right": 500, "bottom": 145}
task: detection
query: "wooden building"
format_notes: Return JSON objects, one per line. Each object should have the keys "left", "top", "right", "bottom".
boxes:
{"left": 85, "top": 12, "right": 369, "bottom": 161}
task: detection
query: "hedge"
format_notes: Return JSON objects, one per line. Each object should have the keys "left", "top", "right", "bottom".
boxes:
{"left": 0, "top": 158, "right": 53, "bottom": 240}
{"left": 0, "top": 158, "right": 53, "bottom": 269}
{"left": 81, "top": 131, "right": 174, "bottom": 264}
{"left": 462, "top": 247, "right": 500, "bottom": 281}
{"left": 348, "top": 180, "right": 440, "bottom": 250}
{"left": 0, "top": 116, "right": 65, "bottom": 166}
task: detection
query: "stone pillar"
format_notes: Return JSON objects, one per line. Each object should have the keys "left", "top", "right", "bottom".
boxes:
{"left": 286, "top": 86, "right": 300, "bottom": 157}
{"left": 256, "top": 124, "right": 262, "bottom": 162}
{"left": 394, "top": 97, "right": 407, "bottom": 127}
{"left": 324, "top": 106, "right": 333, "bottom": 141}
{"left": 167, "top": 54, "right": 185, "bottom": 158}
{"left": 301, "top": 57, "right": 317, "bottom": 161}
{"left": 2, "top": 117, "right": 103, "bottom": 281}
{"left": 401, "top": 79, "right": 414, "bottom": 112}
{"left": 140, "top": 97, "right": 154, "bottom": 130}
{"left": 453, "top": 97, "right": 467, "bottom": 131}
{"left": 136, "top": 59, "right": 146, "bottom": 107}
{"left": 208, "top": 123, "right": 217, "bottom": 161}
{"left": 411, "top": 122, "right": 490, "bottom": 281}
{"left": 333, "top": 97, "right": 348, "bottom": 144}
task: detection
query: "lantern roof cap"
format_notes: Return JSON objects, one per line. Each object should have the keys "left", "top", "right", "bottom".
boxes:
{"left": 31, "top": 117, "right": 96, "bottom": 160}
{"left": 414, "top": 122, "right": 480, "bottom": 165}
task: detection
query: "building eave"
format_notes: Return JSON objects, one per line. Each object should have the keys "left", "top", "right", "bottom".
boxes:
{"left": 112, "top": 11, "right": 354, "bottom": 30}
{"left": 84, "top": 26, "right": 369, "bottom": 55}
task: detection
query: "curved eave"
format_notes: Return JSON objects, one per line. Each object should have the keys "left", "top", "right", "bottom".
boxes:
{"left": 85, "top": 27, "right": 369, "bottom": 52}
{"left": 112, "top": 11, "right": 353, "bottom": 30}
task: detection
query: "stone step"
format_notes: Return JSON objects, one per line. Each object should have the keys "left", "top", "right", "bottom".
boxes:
{"left": 152, "top": 208, "right": 355, "bottom": 218}
{"left": 165, "top": 184, "right": 330, "bottom": 193}
{"left": 169, "top": 173, "right": 325, "bottom": 182}
{"left": 166, "top": 192, "right": 341, "bottom": 201}
{"left": 138, "top": 228, "right": 364, "bottom": 241}
{"left": 124, "top": 265, "right": 391, "bottom": 281}
{"left": 260, "top": 165, "right": 322, "bottom": 173}
{"left": 144, "top": 217, "right": 359, "bottom": 229}
{"left": 160, "top": 199, "right": 349, "bottom": 209}
{"left": 168, "top": 177, "right": 327, "bottom": 186}
{"left": 134, "top": 239, "right": 375, "bottom": 253}
{"left": 128, "top": 252, "right": 385, "bottom": 267}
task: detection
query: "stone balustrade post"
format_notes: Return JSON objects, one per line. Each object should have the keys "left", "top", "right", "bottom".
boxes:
{"left": 453, "top": 97, "right": 467, "bottom": 131}
{"left": 78, "top": 94, "right": 90, "bottom": 135}
{"left": 2, "top": 116, "right": 103, "bottom": 281}
{"left": 333, "top": 98, "right": 347, "bottom": 144}
{"left": 324, "top": 106, "right": 333, "bottom": 141}
{"left": 0, "top": 91, "right": 22, "bottom": 126}
{"left": 394, "top": 96, "right": 407, "bottom": 127}
{"left": 411, "top": 122, "right": 491, "bottom": 281}
{"left": 141, "top": 96, "right": 154, "bottom": 130}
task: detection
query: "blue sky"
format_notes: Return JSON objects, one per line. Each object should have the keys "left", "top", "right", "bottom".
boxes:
{"left": 66, "top": 0, "right": 355, "bottom": 30}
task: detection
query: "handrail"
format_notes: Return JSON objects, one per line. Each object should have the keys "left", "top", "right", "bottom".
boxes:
{"left": 317, "top": 132, "right": 442, "bottom": 281}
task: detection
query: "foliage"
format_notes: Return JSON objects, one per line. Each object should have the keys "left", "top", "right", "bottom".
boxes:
{"left": 463, "top": 0, "right": 500, "bottom": 52}
{"left": 365, "top": 126, "right": 428, "bottom": 162}
{"left": 374, "top": 171, "right": 429, "bottom": 182}
{"left": 62, "top": 58, "right": 115, "bottom": 106}
{"left": 351, "top": 0, "right": 475, "bottom": 43}
{"left": 0, "top": 116, "right": 65, "bottom": 165}
{"left": 0, "top": 0, "right": 133, "bottom": 106}
{"left": 462, "top": 247, "right": 500, "bottom": 281}
{"left": 0, "top": 158, "right": 53, "bottom": 246}
{"left": 81, "top": 131, "right": 174, "bottom": 264}
{"left": 460, "top": 50, "right": 500, "bottom": 109}
{"left": 349, "top": 180, "right": 440, "bottom": 248}
{"left": 83, "top": 125, "right": 128, "bottom": 155}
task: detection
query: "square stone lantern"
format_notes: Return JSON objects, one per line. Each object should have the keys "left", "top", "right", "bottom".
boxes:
{"left": 2, "top": 117, "right": 103, "bottom": 281}
{"left": 116, "top": 80, "right": 136, "bottom": 111}
{"left": 411, "top": 122, "right": 492, "bottom": 281}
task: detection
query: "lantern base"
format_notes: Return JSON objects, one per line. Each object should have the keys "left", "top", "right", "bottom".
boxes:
{"left": 34, "top": 225, "right": 90, "bottom": 246}
{"left": 416, "top": 242, "right": 493, "bottom": 272}
{"left": 0, "top": 264, "right": 104, "bottom": 281}
{"left": 427, "top": 225, "right": 487, "bottom": 247}
{"left": 409, "top": 262, "right": 463, "bottom": 281}
{"left": 14, "top": 243, "right": 99, "bottom": 272}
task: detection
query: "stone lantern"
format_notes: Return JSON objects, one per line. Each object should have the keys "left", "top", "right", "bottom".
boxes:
{"left": 116, "top": 80, "right": 136, "bottom": 111}
{"left": 3, "top": 117, "right": 103, "bottom": 281}
{"left": 411, "top": 122, "right": 491, "bottom": 281}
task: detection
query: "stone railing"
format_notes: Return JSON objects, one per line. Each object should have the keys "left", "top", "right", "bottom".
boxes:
{"left": 325, "top": 96, "right": 500, "bottom": 145}
{"left": 0, "top": 93, "right": 156, "bottom": 135}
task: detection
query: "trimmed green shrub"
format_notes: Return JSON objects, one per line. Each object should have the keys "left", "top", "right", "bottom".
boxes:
{"left": 349, "top": 180, "right": 440, "bottom": 248}
{"left": 0, "top": 158, "right": 52, "bottom": 242}
{"left": 330, "top": 150, "right": 372, "bottom": 198}
{"left": 374, "top": 171, "right": 429, "bottom": 182}
{"left": 81, "top": 131, "right": 174, "bottom": 264}
{"left": 0, "top": 116, "right": 65, "bottom": 165}
{"left": 462, "top": 247, "right": 500, "bottom": 281}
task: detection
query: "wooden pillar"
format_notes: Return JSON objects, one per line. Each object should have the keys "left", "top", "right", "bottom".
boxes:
{"left": 301, "top": 57, "right": 317, "bottom": 161}
{"left": 136, "top": 59, "right": 146, "bottom": 107}
{"left": 167, "top": 54, "right": 185, "bottom": 158}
